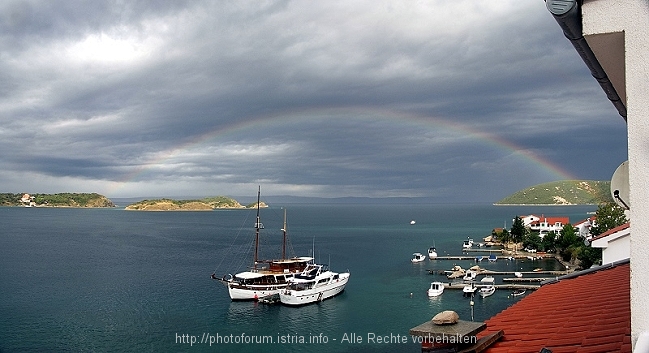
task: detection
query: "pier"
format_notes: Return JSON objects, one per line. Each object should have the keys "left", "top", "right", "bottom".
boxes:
{"left": 429, "top": 269, "right": 569, "bottom": 276}
{"left": 461, "top": 248, "right": 504, "bottom": 253}
{"left": 432, "top": 255, "right": 546, "bottom": 260}
{"left": 502, "top": 277, "right": 548, "bottom": 282}
{"left": 443, "top": 282, "right": 539, "bottom": 290}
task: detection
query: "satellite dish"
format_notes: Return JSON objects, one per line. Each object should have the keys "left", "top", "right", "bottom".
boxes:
{"left": 610, "top": 160, "right": 630, "bottom": 210}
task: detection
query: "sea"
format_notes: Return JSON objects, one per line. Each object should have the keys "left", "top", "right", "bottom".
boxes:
{"left": 0, "top": 203, "right": 595, "bottom": 352}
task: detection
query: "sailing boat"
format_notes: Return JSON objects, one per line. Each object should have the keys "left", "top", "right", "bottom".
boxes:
{"left": 215, "top": 187, "right": 313, "bottom": 300}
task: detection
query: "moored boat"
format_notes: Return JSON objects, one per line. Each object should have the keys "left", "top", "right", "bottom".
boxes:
{"left": 428, "top": 246, "right": 438, "bottom": 259}
{"left": 512, "top": 289, "right": 526, "bottom": 297}
{"left": 411, "top": 252, "right": 426, "bottom": 263}
{"left": 427, "top": 282, "right": 444, "bottom": 297}
{"left": 462, "top": 270, "right": 477, "bottom": 282}
{"left": 462, "top": 237, "right": 474, "bottom": 249}
{"left": 215, "top": 188, "right": 313, "bottom": 300}
{"left": 479, "top": 276, "right": 496, "bottom": 298}
{"left": 279, "top": 264, "right": 350, "bottom": 306}
{"left": 462, "top": 283, "right": 477, "bottom": 297}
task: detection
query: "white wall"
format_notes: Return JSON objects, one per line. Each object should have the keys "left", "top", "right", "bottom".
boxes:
{"left": 582, "top": 0, "right": 649, "bottom": 347}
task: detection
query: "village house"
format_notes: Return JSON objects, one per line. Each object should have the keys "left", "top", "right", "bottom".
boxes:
{"left": 518, "top": 214, "right": 570, "bottom": 237}
{"left": 591, "top": 222, "right": 631, "bottom": 265}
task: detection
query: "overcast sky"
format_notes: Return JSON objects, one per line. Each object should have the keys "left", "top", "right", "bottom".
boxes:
{"left": 1, "top": 0, "right": 628, "bottom": 202}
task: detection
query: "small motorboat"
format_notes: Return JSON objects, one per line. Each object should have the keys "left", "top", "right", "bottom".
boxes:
{"left": 427, "top": 282, "right": 444, "bottom": 297}
{"left": 411, "top": 253, "right": 426, "bottom": 263}
{"left": 488, "top": 254, "right": 497, "bottom": 262}
{"left": 475, "top": 256, "right": 484, "bottom": 262}
{"left": 428, "top": 246, "right": 438, "bottom": 259}
{"left": 512, "top": 289, "right": 526, "bottom": 297}
{"left": 462, "top": 270, "right": 477, "bottom": 282}
{"left": 479, "top": 276, "right": 496, "bottom": 298}
{"left": 514, "top": 272, "right": 523, "bottom": 278}
{"left": 462, "top": 237, "right": 474, "bottom": 249}
{"left": 428, "top": 241, "right": 438, "bottom": 259}
{"left": 463, "top": 283, "right": 477, "bottom": 297}
{"left": 410, "top": 220, "right": 416, "bottom": 225}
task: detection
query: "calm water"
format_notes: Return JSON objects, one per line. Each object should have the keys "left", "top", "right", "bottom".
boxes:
{"left": 0, "top": 203, "right": 595, "bottom": 352}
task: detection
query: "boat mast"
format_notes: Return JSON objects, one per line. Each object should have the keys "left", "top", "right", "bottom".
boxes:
{"left": 281, "top": 208, "right": 287, "bottom": 259}
{"left": 254, "top": 186, "right": 261, "bottom": 270}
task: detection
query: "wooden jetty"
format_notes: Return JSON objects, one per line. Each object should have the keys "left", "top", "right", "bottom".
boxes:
{"left": 502, "top": 277, "right": 548, "bottom": 282}
{"left": 480, "top": 270, "right": 567, "bottom": 276}
{"left": 443, "top": 282, "right": 539, "bottom": 290}
{"left": 433, "top": 255, "right": 547, "bottom": 260}
{"left": 462, "top": 248, "right": 504, "bottom": 253}
{"left": 431, "top": 269, "right": 569, "bottom": 276}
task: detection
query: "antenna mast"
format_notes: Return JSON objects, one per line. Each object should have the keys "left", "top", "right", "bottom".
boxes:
{"left": 254, "top": 186, "right": 261, "bottom": 270}
{"left": 282, "top": 208, "right": 287, "bottom": 259}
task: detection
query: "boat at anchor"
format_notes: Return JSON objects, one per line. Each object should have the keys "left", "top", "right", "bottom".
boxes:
{"left": 279, "top": 263, "right": 350, "bottom": 306}
{"left": 214, "top": 188, "right": 313, "bottom": 300}
{"left": 411, "top": 253, "right": 426, "bottom": 263}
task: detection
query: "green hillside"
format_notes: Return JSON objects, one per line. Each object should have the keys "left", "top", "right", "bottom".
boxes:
{"left": 0, "top": 193, "right": 115, "bottom": 207}
{"left": 124, "top": 196, "right": 263, "bottom": 211}
{"left": 495, "top": 180, "right": 613, "bottom": 205}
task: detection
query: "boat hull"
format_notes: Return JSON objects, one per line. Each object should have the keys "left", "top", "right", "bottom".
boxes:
{"left": 280, "top": 273, "right": 350, "bottom": 306}
{"left": 227, "top": 283, "right": 287, "bottom": 300}
{"left": 479, "top": 288, "right": 495, "bottom": 298}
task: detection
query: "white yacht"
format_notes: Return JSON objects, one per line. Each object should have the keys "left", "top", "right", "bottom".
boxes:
{"left": 279, "top": 264, "right": 350, "bottom": 306}
{"left": 462, "top": 270, "right": 477, "bottom": 282}
{"left": 462, "top": 237, "right": 474, "bottom": 249}
{"left": 428, "top": 246, "right": 438, "bottom": 259}
{"left": 479, "top": 276, "right": 496, "bottom": 298}
{"left": 411, "top": 253, "right": 426, "bottom": 263}
{"left": 427, "top": 282, "right": 444, "bottom": 297}
{"left": 462, "top": 283, "right": 477, "bottom": 297}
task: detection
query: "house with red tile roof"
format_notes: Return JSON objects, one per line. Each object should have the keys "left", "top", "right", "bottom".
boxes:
{"left": 591, "top": 223, "right": 630, "bottom": 265}
{"left": 519, "top": 214, "right": 570, "bottom": 237}
{"left": 479, "top": 260, "right": 631, "bottom": 353}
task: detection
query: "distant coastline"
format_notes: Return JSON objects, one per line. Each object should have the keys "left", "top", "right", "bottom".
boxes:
{"left": 124, "top": 197, "right": 267, "bottom": 211}
{"left": 0, "top": 193, "right": 115, "bottom": 208}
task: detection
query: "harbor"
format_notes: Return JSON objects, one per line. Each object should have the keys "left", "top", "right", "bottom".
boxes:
{"left": 421, "top": 241, "right": 572, "bottom": 295}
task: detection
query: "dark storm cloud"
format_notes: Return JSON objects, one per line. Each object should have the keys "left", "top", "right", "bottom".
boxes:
{"left": 0, "top": 1, "right": 628, "bottom": 201}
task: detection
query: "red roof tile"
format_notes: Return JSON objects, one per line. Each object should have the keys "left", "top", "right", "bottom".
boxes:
{"left": 481, "top": 262, "right": 631, "bottom": 353}
{"left": 591, "top": 222, "right": 630, "bottom": 241}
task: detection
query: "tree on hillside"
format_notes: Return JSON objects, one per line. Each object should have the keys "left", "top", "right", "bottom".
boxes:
{"left": 576, "top": 202, "right": 627, "bottom": 269}
{"left": 523, "top": 232, "right": 542, "bottom": 251}
{"left": 590, "top": 202, "right": 628, "bottom": 237}
{"left": 493, "top": 228, "right": 511, "bottom": 243}
{"left": 510, "top": 216, "right": 527, "bottom": 245}
{"left": 541, "top": 231, "right": 557, "bottom": 252}
{"left": 557, "top": 224, "right": 578, "bottom": 249}
{"left": 556, "top": 224, "right": 582, "bottom": 263}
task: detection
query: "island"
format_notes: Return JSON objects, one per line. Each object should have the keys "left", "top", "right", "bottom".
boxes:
{"left": 0, "top": 193, "right": 116, "bottom": 208}
{"left": 124, "top": 196, "right": 267, "bottom": 211}
{"left": 494, "top": 180, "right": 613, "bottom": 205}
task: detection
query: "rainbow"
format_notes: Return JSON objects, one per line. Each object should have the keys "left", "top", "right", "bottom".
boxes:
{"left": 108, "top": 107, "right": 576, "bottom": 194}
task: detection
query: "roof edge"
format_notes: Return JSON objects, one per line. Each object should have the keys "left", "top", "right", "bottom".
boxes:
{"left": 546, "top": 0, "right": 627, "bottom": 120}
{"left": 540, "top": 257, "right": 630, "bottom": 285}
